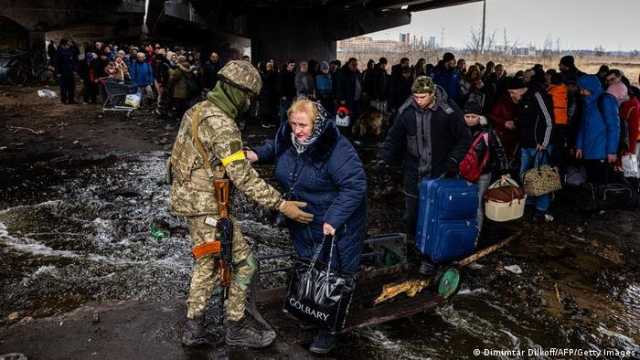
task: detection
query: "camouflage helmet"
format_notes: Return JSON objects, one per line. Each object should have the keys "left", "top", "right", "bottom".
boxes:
{"left": 412, "top": 75, "right": 435, "bottom": 94}
{"left": 217, "top": 60, "right": 262, "bottom": 96}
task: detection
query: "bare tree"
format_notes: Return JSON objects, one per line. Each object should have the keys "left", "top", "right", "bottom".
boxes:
{"left": 501, "top": 27, "right": 520, "bottom": 55}
{"left": 542, "top": 34, "right": 554, "bottom": 59}
{"left": 467, "top": 27, "right": 496, "bottom": 55}
{"left": 480, "top": 0, "right": 487, "bottom": 53}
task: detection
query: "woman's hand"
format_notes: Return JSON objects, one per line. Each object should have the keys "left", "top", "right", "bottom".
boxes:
{"left": 576, "top": 149, "right": 583, "bottom": 159}
{"left": 245, "top": 150, "right": 258, "bottom": 163}
{"left": 323, "top": 223, "right": 336, "bottom": 236}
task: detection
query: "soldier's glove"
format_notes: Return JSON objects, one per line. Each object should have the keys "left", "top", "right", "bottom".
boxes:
{"left": 279, "top": 200, "right": 314, "bottom": 224}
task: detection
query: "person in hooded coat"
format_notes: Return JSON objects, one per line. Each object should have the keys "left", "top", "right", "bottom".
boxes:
{"left": 575, "top": 75, "right": 620, "bottom": 183}
{"left": 248, "top": 99, "right": 367, "bottom": 354}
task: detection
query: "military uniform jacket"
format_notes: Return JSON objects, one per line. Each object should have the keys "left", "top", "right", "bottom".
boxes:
{"left": 169, "top": 99, "right": 282, "bottom": 216}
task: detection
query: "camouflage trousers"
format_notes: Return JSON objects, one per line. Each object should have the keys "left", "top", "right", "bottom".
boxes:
{"left": 186, "top": 215, "right": 256, "bottom": 321}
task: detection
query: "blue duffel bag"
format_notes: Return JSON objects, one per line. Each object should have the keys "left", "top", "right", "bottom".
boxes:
{"left": 415, "top": 177, "right": 479, "bottom": 264}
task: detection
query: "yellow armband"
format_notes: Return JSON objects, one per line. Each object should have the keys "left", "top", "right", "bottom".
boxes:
{"left": 221, "top": 150, "right": 246, "bottom": 167}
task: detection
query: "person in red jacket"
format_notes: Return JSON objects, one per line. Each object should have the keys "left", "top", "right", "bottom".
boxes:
{"left": 621, "top": 87, "right": 640, "bottom": 161}
{"left": 489, "top": 91, "right": 519, "bottom": 161}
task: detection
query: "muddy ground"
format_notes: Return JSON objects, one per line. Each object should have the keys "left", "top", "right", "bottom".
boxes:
{"left": 0, "top": 85, "right": 639, "bottom": 359}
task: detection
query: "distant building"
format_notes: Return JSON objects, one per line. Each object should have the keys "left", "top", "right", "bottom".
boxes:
{"left": 337, "top": 36, "right": 409, "bottom": 53}
{"left": 399, "top": 33, "right": 410, "bottom": 46}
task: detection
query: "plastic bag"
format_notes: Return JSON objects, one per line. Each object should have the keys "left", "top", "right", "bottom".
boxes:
{"left": 125, "top": 93, "right": 141, "bottom": 108}
{"left": 37, "top": 89, "right": 57, "bottom": 98}
{"left": 335, "top": 114, "right": 350, "bottom": 127}
{"left": 621, "top": 154, "right": 639, "bottom": 178}
{"left": 283, "top": 236, "right": 356, "bottom": 333}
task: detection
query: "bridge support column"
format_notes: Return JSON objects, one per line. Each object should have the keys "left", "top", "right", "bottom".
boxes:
{"left": 248, "top": 9, "right": 336, "bottom": 63}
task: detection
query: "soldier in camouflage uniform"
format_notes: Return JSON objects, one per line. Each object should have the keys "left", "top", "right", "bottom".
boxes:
{"left": 169, "top": 60, "right": 313, "bottom": 348}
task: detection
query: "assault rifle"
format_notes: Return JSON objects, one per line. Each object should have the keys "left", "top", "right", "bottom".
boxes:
{"left": 214, "top": 179, "right": 233, "bottom": 326}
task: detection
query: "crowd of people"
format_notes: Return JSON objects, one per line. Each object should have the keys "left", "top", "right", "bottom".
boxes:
{"left": 48, "top": 38, "right": 640, "bottom": 224}
{"left": 49, "top": 39, "right": 228, "bottom": 120}
{"left": 45, "top": 38, "right": 640, "bottom": 354}
{"left": 166, "top": 51, "right": 640, "bottom": 354}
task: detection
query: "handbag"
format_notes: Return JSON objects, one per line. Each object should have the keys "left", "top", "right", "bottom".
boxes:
{"left": 523, "top": 151, "right": 562, "bottom": 196}
{"left": 484, "top": 176, "right": 526, "bottom": 222}
{"left": 283, "top": 235, "right": 357, "bottom": 334}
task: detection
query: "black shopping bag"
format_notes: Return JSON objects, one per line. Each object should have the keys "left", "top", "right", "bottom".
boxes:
{"left": 283, "top": 235, "right": 356, "bottom": 334}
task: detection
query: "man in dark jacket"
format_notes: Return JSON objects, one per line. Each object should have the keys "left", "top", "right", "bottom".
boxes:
{"left": 432, "top": 52, "right": 462, "bottom": 105}
{"left": 380, "top": 76, "right": 471, "bottom": 241}
{"left": 201, "top": 51, "right": 222, "bottom": 92}
{"left": 508, "top": 77, "right": 555, "bottom": 222}
{"left": 278, "top": 60, "right": 297, "bottom": 124}
{"left": 372, "top": 57, "right": 390, "bottom": 112}
{"left": 391, "top": 57, "right": 410, "bottom": 78}
{"left": 153, "top": 49, "right": 173, "bottom": 117}
{"left": 259, "top": 62, "right": 279, "bottom": 128}
{"left": 55, "top": 39, "right": 77, "bottom": 104}
{"left": 559, "top": 55, "right": 586, "bottom": 84}
{"left": 389, "top": 66, "right": 414, "bottom": 113}
{"left": 336, "top": 58, "right": 363, "bottom": 121}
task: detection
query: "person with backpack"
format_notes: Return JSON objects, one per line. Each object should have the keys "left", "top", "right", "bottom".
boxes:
{"left": 575, "top": 75, "right": 620, "bottom": 184}
{"left": 461, "top": 100, "right": 509, "bottom": 232}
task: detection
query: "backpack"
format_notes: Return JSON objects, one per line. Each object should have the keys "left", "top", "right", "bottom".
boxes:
{"left": 459, "top": 132, "right": 490, "bottom": 182}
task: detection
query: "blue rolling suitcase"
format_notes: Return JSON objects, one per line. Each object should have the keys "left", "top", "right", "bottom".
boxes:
{"left": 415, "top": 178, "right": 479, "bottom": 264}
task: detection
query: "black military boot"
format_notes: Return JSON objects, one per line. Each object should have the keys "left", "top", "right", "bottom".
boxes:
{"left": 182, "top": 316, "right": 210, "bottom": 347}
{"left": 225, "top": 316, "right": 276, "bottom": 348}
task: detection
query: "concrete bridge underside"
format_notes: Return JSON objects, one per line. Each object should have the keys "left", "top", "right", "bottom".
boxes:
{"left": 0, "top": 0, "right": 481, "bottom": 62}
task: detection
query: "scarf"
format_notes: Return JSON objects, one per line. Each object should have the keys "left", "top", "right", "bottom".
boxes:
{"left": 206, "top": 82, "right": 250, "bottom": 119}
{"left": 291, "top": 103, "right": 329, "bottom": 154}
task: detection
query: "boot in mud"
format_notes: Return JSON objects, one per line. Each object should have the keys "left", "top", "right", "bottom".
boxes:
{"left": 309, "top": 329, "right": 336, "bottom": 354}
{"left": 225, "top": 316, "right": 276, "bottom": 348}
{"left": 182, "top": 316, "right": 211, "bottom": 347}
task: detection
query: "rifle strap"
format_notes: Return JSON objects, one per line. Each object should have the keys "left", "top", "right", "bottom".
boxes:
{"left": 191, "top": 114, "right": 215, "bottom": 177}
{"left": 192, "top": 114, "right": 246, "bottom": 175}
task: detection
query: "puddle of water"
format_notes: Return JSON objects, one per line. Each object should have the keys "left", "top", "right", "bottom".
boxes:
{"left": 1, "top": 151, "right": 639, "bottom": 359}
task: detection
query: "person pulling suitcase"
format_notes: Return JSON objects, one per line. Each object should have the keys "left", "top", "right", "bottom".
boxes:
{"left": 378, "top": 76, "right": 471, "bottom": 275}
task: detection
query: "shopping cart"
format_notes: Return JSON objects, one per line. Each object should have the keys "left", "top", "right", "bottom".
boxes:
{"left": 101, "top": 79, "right": 140, "bottom": 117}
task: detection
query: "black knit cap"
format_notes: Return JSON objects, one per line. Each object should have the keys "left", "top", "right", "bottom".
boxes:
{"left": 506, "top": 77, "right": 527, "bottom": 90}
{"left": 464, "top": 100, "right": 483, "bottom": 115}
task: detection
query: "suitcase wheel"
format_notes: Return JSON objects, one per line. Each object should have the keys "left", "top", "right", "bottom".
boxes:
{"left": 436, "top": 266, "right": 461, "bottom": 299}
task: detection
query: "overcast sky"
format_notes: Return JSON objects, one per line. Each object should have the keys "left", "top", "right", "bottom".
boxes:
{"left": 369, "top": 0, "right": 639, "bottom": 51}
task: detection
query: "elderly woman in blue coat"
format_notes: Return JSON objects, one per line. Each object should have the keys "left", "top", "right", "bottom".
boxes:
{"left": 246, "top": 98, "right": 367, "bottom": 354}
